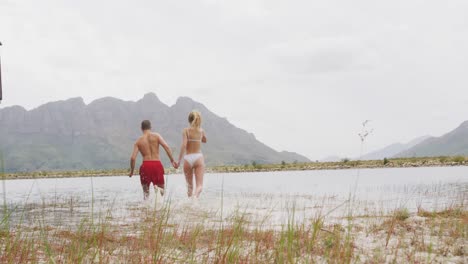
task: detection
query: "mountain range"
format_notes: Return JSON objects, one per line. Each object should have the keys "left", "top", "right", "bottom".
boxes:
{"left": 0, "top": 93, "right": 310, "bottom": 172}
{"left": 360, "top": 136, "right": 431, "bottom": 160}
{"left": 358, "top": 121, "right": 468, "bottom": 160}
{"left": 396, "top": 121, "right": 468, "bottom": 158}
{"left": 321, "top": 120, "right": 468, "bottom": 161}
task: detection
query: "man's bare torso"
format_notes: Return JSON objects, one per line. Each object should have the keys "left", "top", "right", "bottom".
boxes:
{"left": 136, "top": 133, "right": 161, "bottom": 161}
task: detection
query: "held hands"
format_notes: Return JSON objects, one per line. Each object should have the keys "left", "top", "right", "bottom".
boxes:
{"left": 172, "top": 160, "right": 179, "bottom": 169}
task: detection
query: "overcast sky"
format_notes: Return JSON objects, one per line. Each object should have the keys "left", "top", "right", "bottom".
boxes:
{"left": 1, "top": 0, "right": 468, "bottom": 160}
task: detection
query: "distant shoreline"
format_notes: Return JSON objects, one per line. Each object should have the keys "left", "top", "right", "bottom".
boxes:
{"left": 2, "top": 156, "right": 467, "bottom": 180}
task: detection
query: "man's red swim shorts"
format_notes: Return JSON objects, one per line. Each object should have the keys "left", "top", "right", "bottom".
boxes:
{"left": 139, "top": 160, "right": 165, "bottom": 187}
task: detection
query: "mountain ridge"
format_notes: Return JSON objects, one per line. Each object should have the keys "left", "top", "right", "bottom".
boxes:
{"left": 0, "top": 93, "right": 310, "bottom": 172}
{"left": 360, "top": 135, "right": 431, "bottom": 160}
{"left": 395, "top": 121, "right": 468, "bottom": 157}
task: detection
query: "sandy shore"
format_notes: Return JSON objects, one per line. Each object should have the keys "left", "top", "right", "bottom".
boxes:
{"left": 1, "top": 192, "right": 466, "bottom": 263}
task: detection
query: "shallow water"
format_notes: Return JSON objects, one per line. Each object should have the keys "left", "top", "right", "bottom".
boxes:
{"left": 2, "top": 167, "right": 467, "bottom": 227}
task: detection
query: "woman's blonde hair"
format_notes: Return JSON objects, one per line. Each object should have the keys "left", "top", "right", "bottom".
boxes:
{"left": 188, "top": 110, "right": 202, "bottom": 128}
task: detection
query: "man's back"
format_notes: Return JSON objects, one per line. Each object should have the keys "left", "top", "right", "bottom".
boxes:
{"left": 129, "top": 120, "right": 176, "bottom": 200}
{"left": 136, "top": 133, "right": 161, "bottom": 161}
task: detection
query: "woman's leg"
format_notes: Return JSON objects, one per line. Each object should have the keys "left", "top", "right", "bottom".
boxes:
{"left": 193, "top": 157, "right": 205, "bottom": 198}
{"left": 184, "top": 160, "right": 194, "bottom": 197}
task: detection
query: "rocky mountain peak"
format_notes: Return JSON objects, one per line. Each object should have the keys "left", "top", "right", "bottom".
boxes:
{"left": 139, "top": 92, "right": 163, "bottom": 104}
{"left": 175, "top": 96, "right": 194, "bottom": 106}
{"left": 37, "top": 97, "right": 85, "bottom": 111}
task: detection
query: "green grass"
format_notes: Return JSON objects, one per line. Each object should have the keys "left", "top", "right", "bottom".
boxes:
{"left": 393, "top": 208, "right": 410, "bottom": 221}
{"left": 213, "top": 156, "right": 468, "bottom": 173}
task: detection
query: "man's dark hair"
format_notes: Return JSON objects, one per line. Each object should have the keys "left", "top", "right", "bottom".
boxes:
{"left": 141, "top": 120, "right": 151, "bottom": 130}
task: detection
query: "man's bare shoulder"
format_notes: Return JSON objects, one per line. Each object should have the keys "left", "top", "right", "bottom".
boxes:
{"left": 147, "top": 133, "right": 161, "bottom": 143}
{"left": 135, "top": 136, "right": 145, "bottom": 144}
{"left": 150, "top": 132, "right": 161, "bottom": 138}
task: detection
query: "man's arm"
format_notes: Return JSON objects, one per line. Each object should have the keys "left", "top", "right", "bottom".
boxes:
{"left": 129, "top": 143, "right": 139, "bottom": 177}
{"left": 158, "top": 134, "right": 177, "bottom": 168}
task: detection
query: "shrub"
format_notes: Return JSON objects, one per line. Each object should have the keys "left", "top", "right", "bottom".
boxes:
{"left": 341, "top": 158, "right": 350, "bottom": 163}
{"left": 393, "top": 208, "right": 410, "bottom": 221}
{"left": 251, "top": 161, "right": 262, "bottom": 169}
{"left": 383, "top": 157, "right": 389, "bottom": 165}
{"left": 451, "top": 156, "right": 465, "bottom": 163}
{"left": 438, "top": 156, "right": 448, "bottom": 163}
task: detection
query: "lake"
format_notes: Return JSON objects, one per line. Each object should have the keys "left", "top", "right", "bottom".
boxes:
{"left": 2, "top": 166, "right": 467, "bottom": 227}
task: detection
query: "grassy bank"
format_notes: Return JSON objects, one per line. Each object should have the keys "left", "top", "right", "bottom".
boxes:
{"left": 2, "top": 156, "right": 467, "bottom": 180}
{"left": 1, "top": 197, "right": 466, "bottom": 263}
{"left": 210, "top": 156, "right": 468, "bottom": 173}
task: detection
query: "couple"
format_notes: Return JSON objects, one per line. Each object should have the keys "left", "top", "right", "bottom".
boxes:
{"left": 129, "top": 111, "right": 207, "bottom": 200}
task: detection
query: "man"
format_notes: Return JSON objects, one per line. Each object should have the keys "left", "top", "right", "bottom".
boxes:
{"left": 129, "top": 120, "right": 177, "bottom": 199}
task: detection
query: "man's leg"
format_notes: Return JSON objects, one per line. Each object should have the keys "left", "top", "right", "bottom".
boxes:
{"left": 154, "top": 161, "right": 165, "bottom": 197}
{"left": 184, "top": 161, "right": 194, "bottom": 197}
{"left": 141, "top": 183, "right": 150, "bottom": 200}
{"left": 155, "top": 184, "right": 165, "bottom": 196}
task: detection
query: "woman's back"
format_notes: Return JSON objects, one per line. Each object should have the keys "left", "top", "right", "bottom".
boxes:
{"left": 185, "top": 127, "right": 204, "bottom": 154}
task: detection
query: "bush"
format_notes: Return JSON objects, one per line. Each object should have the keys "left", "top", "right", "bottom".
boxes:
{"left": 251, "top": 161, "right": 262, "bottom": 169}
{"left": 438, "top": 156, "right": 448, "bottom": 163}
{"left": 341, "top": 158, "right": 350, "bottom": 163}
{"left": 383, "top": 157, "right": 389, "bottom": 165}
{"left": 451, "top": 156, "right": 465, "bottom": 163}
{"left": 393, "top": 208, "right": 410, "bottom": 221}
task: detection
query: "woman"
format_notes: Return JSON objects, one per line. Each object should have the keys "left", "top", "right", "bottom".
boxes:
{"left": 177, "top": 111, "right": 207, "bottom": 198}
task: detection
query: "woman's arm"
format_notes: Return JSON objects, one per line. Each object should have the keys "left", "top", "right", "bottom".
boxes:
{"left": 201, "top": 129, "right": 207, "bottom": 143}
{"left": 177, "top": 129, "right": 188, "bottom": 165}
